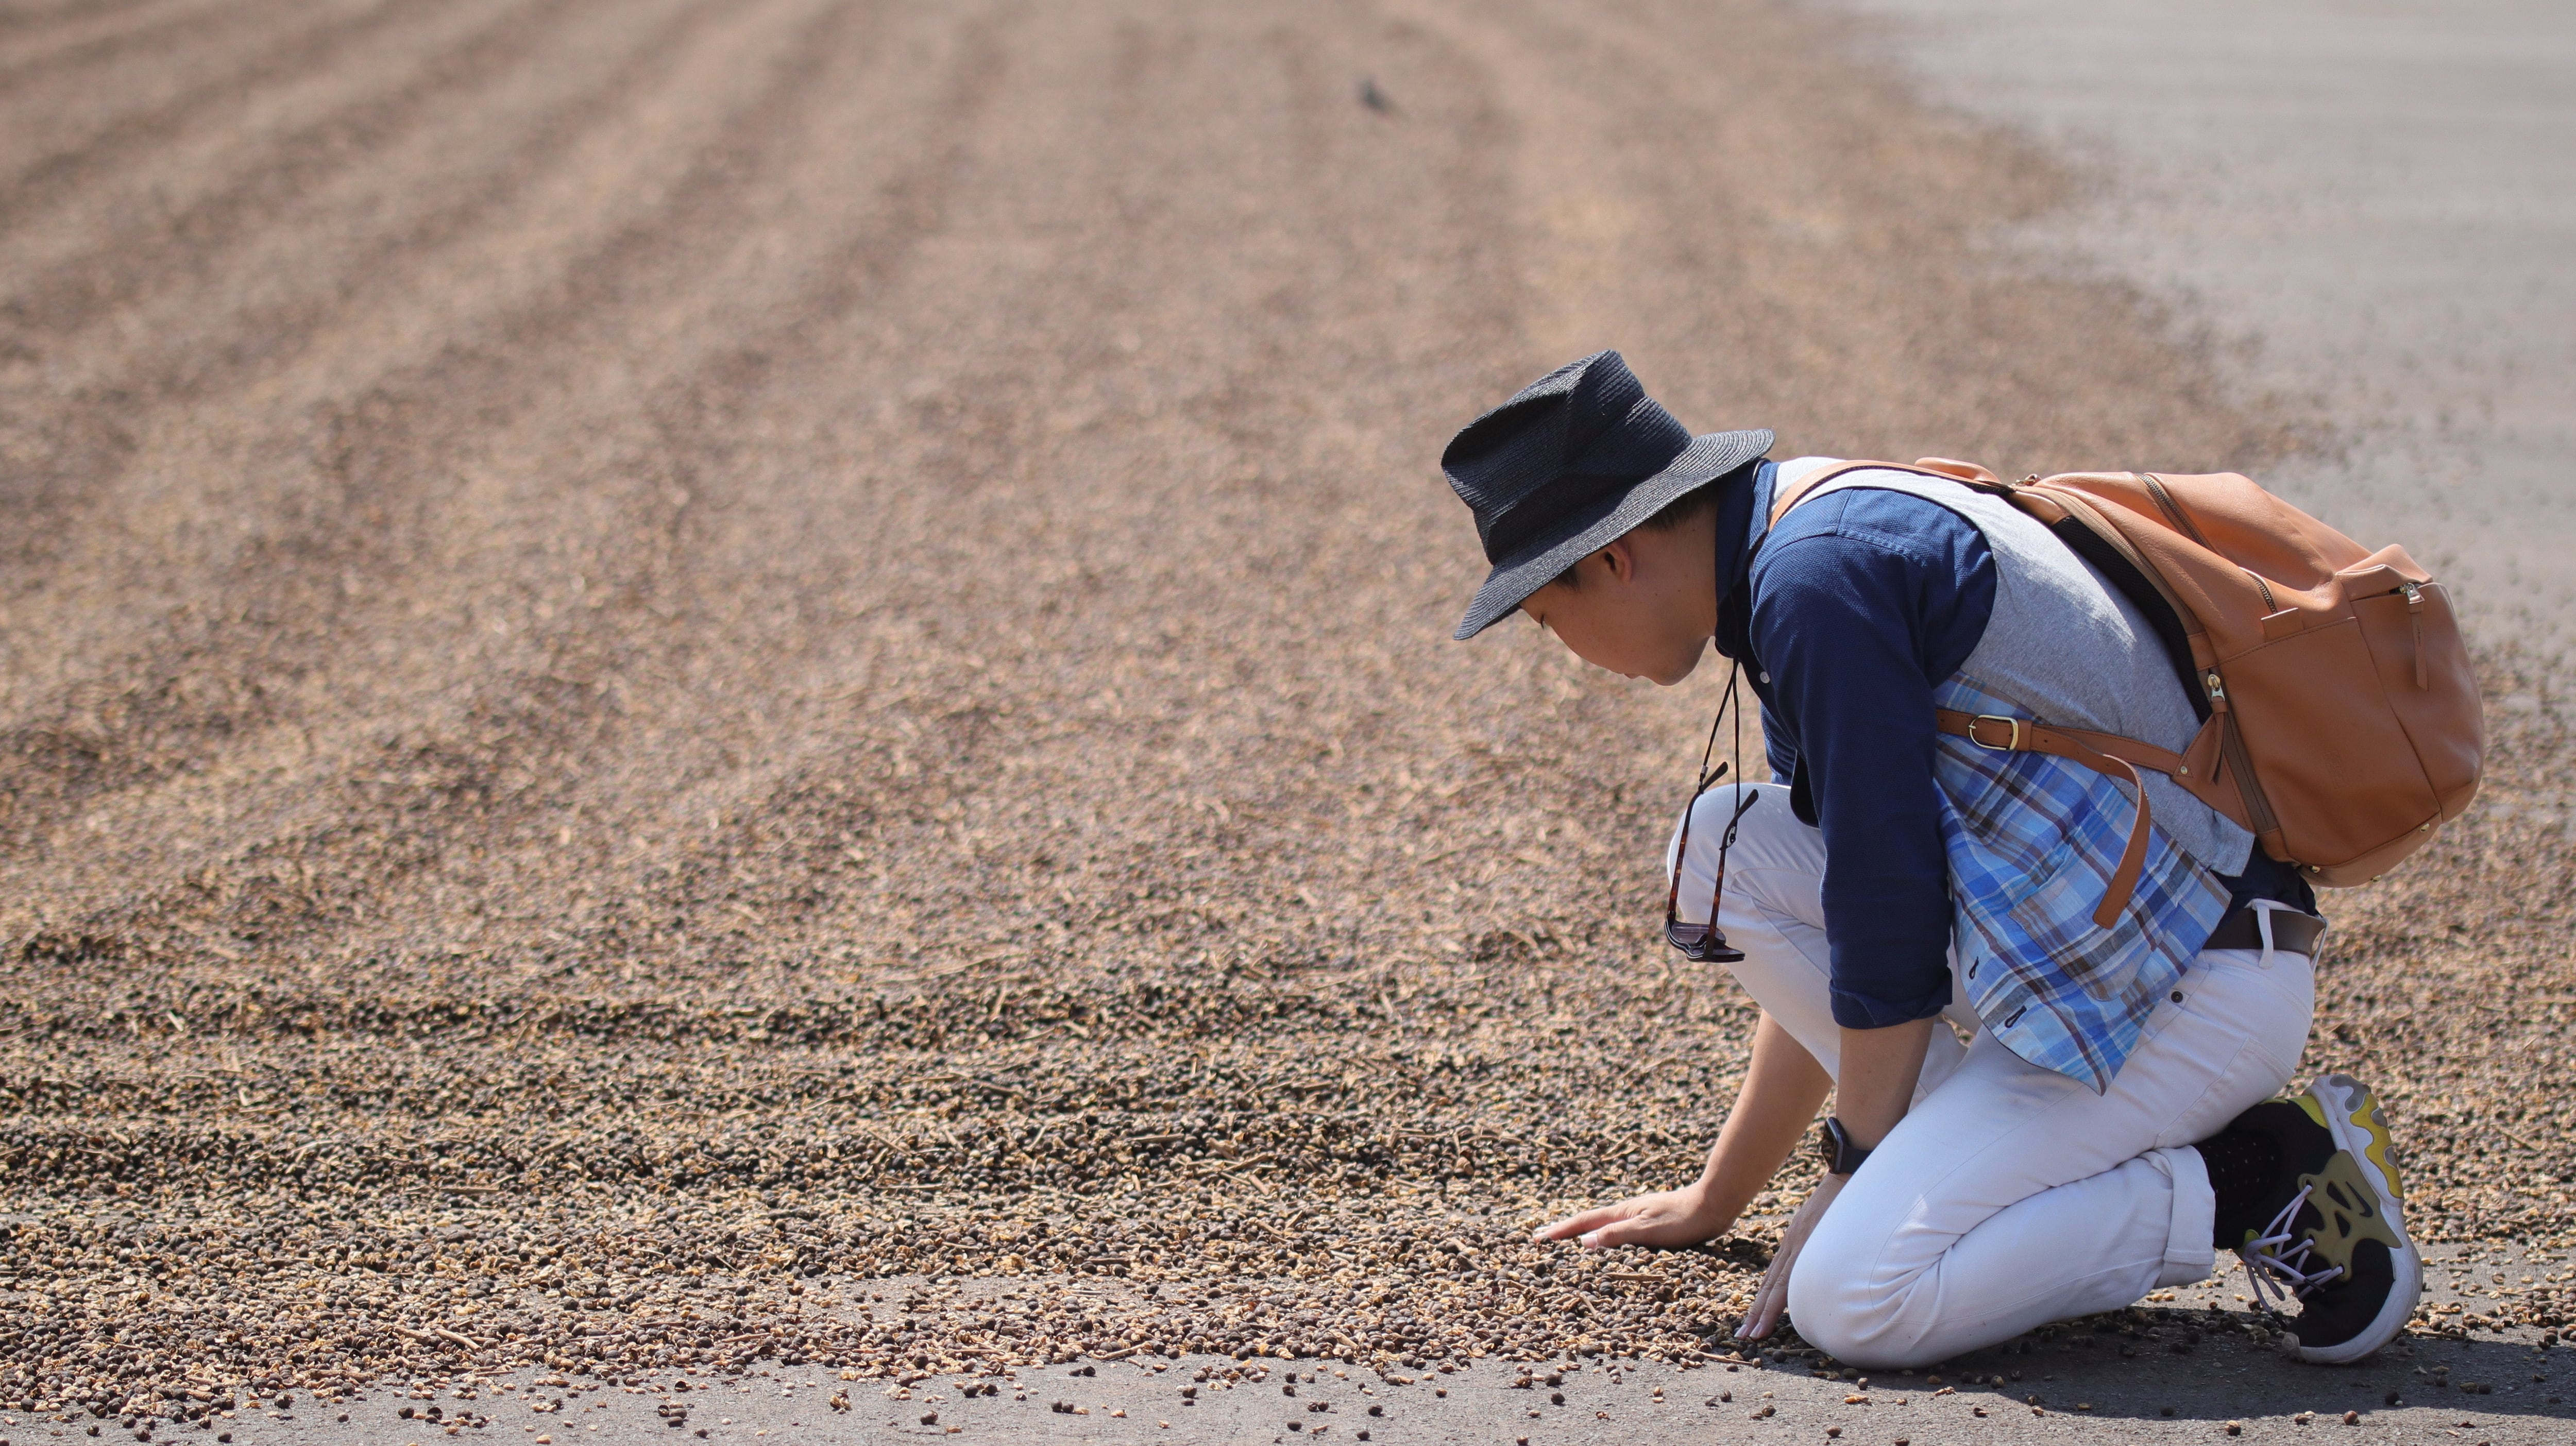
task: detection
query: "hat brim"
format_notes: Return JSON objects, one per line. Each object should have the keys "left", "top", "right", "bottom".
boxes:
{"left": 1452, "top": 428, "right": 1772, "bottom": 640}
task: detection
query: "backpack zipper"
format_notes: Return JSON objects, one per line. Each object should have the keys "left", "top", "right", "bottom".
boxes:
{"left": 2202, "top": 669, "right": 2283, "bottom": 837}
{"left": 2140, "top": 472, "right": 2210, "bottom": 547}
{"left": 2219, "top": 711, "right": 2282, "bottom": 837}
{"left": 2139, "top": 472, "right": 2281, "bottom": 610}
{"left": 2403, "top": 582, "right": 2428, "bottom": 689}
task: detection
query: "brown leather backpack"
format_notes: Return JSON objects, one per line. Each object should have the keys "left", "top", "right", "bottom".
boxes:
{"left": 1773, "top": 460, "right": 2484, "bottom": 900}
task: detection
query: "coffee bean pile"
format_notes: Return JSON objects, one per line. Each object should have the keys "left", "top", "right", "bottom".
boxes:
{"left": 0, "top": 963, "right": 1816, "bottom": 1421}
{"left": 11, "top": 664, "right": 2567, "bottom": 1421}
{"left": 2318, "top": 648, "right": 2576, "bottom": 1308}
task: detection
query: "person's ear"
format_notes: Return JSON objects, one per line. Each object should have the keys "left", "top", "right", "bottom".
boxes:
{"left": 1598, "top": 536, "right": 1638, "bottom": 585}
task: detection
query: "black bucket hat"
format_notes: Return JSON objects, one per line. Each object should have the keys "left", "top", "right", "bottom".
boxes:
{"left": 1442, "top": 350, "right": 1770, "bottom": 639}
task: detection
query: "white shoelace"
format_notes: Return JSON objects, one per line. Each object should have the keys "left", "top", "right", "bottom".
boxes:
{"left": 2240, "top": 1183, "right": 2347, "bottom": 1312}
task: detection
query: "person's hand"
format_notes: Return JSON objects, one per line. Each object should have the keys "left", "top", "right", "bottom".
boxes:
{"left": 1534, "top": 1182, "right": 1727, "bottom": 1251}
{"left": 1737, "top": 1172, "right": 1849, "bottom": 1341}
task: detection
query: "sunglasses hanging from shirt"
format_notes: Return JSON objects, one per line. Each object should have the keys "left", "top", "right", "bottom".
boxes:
{"left": 1664, "top": 659, "right": 1758, "bottom": 963}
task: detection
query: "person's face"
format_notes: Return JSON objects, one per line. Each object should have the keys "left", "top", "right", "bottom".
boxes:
{"left": 1517, "top": 520, "right": 1720, "bottom": 687}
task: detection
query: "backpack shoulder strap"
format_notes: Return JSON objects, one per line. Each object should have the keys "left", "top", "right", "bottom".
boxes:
{"left": 1933, "top": 710, "right": 2175, "bottom": 927}
{"left": 1767, "top": 458, "right": 2006, "bottom": 527}
{"left": 1770, "top": 458, "right": 2213, "bottom": 726}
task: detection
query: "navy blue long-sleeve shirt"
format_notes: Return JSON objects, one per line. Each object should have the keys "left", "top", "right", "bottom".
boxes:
{"left": 1708, "top": 460, "right": 2313, "bottom": 1029}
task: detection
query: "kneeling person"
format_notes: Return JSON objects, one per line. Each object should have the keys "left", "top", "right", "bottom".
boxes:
{"left": 1439, "top": 351, "right": 2418, "bottom": 1368}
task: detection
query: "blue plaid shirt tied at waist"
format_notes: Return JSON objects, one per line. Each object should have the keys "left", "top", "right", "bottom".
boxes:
{"left": 1934, "top": 674, "right": 2232, "bottom": 1094}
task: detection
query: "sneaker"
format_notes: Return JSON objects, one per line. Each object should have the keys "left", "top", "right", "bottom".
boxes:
{"left": 2225, "top": 1074, "right": 2421, "bottom": 1364}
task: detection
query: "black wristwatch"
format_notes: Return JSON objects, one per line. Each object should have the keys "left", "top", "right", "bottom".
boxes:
{"left": 1818, "top": 1117, "right": 1873, "bottom": 1177}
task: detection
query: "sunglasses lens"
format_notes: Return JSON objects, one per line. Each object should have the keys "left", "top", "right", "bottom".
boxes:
{"left": 1664, "top": 921, "right": 1744, "bottom": 964}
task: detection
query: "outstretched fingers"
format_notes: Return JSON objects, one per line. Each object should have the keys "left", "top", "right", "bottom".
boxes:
{"left": 1570, "top": 1213, "right": 1681, "bottom": 1251}
{"left": 1733, "top": 1175, "right": 1846, "bottom": 1342}
{"left": 1740, "top": 1249, "right": 1795, "bottom": 1340}
{"left": 1533, "top": 1203, "right": 1637, "bottom": 1244}
{"left": 1534, "top": 1187, "right": 1725, "bottom": 1251}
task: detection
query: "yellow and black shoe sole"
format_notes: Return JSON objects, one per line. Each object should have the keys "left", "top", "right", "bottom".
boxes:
{"left": 2281, "top": 1074, "right": 2422, "bottom": 1365}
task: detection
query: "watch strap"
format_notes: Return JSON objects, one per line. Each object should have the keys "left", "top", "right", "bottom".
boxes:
{"left": 1821, "top": 1117, "right": 1873, "bottom": 1176}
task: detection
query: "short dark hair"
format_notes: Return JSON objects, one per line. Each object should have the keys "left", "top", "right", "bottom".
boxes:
{"left": 1541, "top": 482, "right": 1723, "bottom": 593}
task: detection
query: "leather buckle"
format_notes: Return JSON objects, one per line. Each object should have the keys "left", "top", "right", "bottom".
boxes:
{"left": 1969, "top": 713, "right": 2025, "bottom": 752}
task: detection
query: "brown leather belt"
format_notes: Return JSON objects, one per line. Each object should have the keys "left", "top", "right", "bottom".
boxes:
{"left": 2201, "top": 905, "right": 2325, "bottom": 957}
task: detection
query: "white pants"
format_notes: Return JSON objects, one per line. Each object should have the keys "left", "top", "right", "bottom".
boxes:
{"left": 1670, "top": 782, "right": 2313, "bottom": 1368}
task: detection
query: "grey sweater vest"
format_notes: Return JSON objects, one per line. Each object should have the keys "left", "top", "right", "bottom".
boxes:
{"left": 1797, "top": 465, "right": 2255, "bottom": 875}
